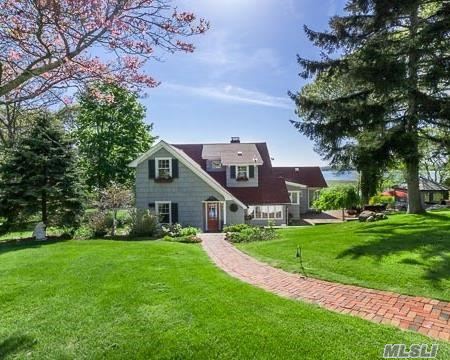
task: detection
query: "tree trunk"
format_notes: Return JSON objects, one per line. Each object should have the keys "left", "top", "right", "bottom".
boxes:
{"left": 404, "top": 6, "right": 425, "bottom": 215}
{"left": 42, "top": 188, "right": 48, "bottom": 225}
{"left": 42, "top": 165, "right": 48, "bottom": 225}
{"left": 342, "top": 208, "right": 345, "bottom": 221}
{"left": 112, "top": 209, "right": 117, "bottom": 236}
{"left": 406, "top": 157, "right": 425, "bottom": 214}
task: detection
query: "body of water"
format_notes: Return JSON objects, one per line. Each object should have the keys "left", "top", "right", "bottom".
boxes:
{"left": 322, "top": 170, "right": 359, "bottom": 182}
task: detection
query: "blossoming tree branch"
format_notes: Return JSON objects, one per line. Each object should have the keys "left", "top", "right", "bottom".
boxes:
{"left": 0, "top": 0, "right": 208, "bottom": 105}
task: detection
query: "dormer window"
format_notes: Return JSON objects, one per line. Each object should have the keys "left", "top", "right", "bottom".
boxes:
{"left": 211, "top": 160, "right": 222, "bottom": 169}
{"left": 156, "top": 158, "right": 172, "bottom": 179}
{"left": 237, "top": 165, "right": 248, "bottom": 180}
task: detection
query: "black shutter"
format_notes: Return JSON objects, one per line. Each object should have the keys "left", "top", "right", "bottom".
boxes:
{"left": 172, "top": 158, "right": 179, "bottom": 178}
{"left": 171, "top": 203, "right": 178, "bottom": 224}
{"left": 249, "top": 165, "right": 255, "bottom": 178}
{"left": 230, "top": 166, "right": 236, "bottom": 179}
{"left": 148, "top": 159, "right": 155, "bottom": 179}
{"left": 148, "top": 202, "right": 155, "bottom": 209}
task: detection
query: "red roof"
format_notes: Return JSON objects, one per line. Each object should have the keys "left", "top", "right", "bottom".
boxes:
{"left": 272, "top": 167, "right": 328, "bottom": 188}
{"left": 173, "top": 143, "right": 287, "bottom": 205}
{"left": 382, "top": 189, "right": 408, "bottom": 199}
{"left": 172, "top": 143, "right": 326, "bottom": 205}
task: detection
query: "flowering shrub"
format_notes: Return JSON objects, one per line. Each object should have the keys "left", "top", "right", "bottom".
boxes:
{"left": 223, "top": 224, "right": 251, "bottom": 233}
{"left": 161, "top": 224, "right": 199, "bottom": 237}
{"left": 226, "top": 226, "right": 278, "bottom": 243}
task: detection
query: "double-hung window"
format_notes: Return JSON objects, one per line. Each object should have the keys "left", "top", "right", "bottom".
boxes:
{"left": 156, "top": 158, "right": 172, "bottom": 179}
{"left": 289, "top": 191, "right": 300, "bottom": 205}
{"left": 237, "top": 166, "right": 248, "bottom": 180}
{"left": 156, "top": 202, "right": 171, "bottom": 224}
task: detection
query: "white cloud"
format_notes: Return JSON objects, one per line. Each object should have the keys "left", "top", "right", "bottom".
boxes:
{"left": 163, "top": 83, "right": 292, "bottom": 109}
{"left": 192, "top": 31, "right": 282, "bottom": 75}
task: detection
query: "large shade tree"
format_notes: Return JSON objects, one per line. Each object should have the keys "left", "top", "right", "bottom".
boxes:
{"left": 75, "top": 83, "right": 155, "bottom": 189}
{"left": 0, "top": 114, "right": 84, "bottom": 229}
{"left": 0, "top": 0, "right": 208, "bottom": 106}
{"left": 291, "top": 0, "right": 450, "bottom": 213}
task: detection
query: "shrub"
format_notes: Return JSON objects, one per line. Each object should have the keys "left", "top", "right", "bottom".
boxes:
{"left": 161, "top": 224, "right": 199, "bottom": 237}
{"left": 369, "top": 194, "right": 395, "bottom": 206}
{"left": 72, "top": 225, "right": 94, "bottom": 240}
{"left": 116, "top": 210, "right": 132, "bottom": 228}
{"left": 88, "top": 211, "right": 111, "bottom": 237}
{"left": 227, "top": 226, "right": 278, "bottom": 243}
{"left": 163, "top": 235, "right": 201, "bottom": 243}
{"left": 129, "top": 209, "right": 159, "bottom": 237}
{"left": 223, "top": 224, "right": 251, "bottom": 233}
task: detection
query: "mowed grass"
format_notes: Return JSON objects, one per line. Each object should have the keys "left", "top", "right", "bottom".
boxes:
{"left": 238, "top": 211, "right": 450, "bottom": 301}
{"left": 1, "top": 240, "right": 449, "bottom": 359}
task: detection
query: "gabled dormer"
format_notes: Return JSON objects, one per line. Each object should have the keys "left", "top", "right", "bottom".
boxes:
{"left": 201, "top": 138, "right": 263, "bottom": 188}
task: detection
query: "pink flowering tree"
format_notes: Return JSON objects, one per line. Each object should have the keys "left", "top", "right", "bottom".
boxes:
{"left": 0, "top": 0, "right": 208, "bottom": 105}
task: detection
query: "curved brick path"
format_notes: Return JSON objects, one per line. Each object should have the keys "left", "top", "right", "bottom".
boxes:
{"left": 200, "top": 233, "right": 450, "bottom": 341}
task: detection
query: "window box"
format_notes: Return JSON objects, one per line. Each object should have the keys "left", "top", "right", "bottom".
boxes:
{"left": 236, "top": 176, "right": 249, "bottom": 181}
{"left": 155, "top": 176, "right": 173, "bottom": 183}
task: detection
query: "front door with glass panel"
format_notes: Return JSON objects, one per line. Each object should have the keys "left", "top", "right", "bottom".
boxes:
{"left": 207, "top": 203, "right": 220, "bottom": 232}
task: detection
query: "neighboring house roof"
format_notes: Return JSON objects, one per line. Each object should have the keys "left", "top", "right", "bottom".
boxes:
{"left": 173, "top": 143, "right": 291, "bottom": 205}
{"left": 397, "top": 177, "right": 449, "bottom": 192}
{"left": 272, "top": 167, "right": 328, "bottom": 188}
{"left": 382, "top": 189, "right": 408, "bottom": 199}
{"left": 128, "top": 141, "right": 247, "bottom": 209}
{"left": 202, "top": 143, "right": 264, "bottom": 165}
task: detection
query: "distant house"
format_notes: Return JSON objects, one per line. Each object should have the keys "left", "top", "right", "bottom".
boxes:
{"left": 129, "top": 138, "right": 327, "bottom": 231}
{"left": 383, "top": 176, "right": 449, "bottom": 207}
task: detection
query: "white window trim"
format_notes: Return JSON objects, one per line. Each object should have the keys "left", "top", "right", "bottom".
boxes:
{"left": 155, "top": 157, "right": 172, "bottom": 178}
{"left": 249, "top": 205, "right": 284, "bottom": 220}
{"left": 155, "top": 201, "right": 172, "bottom": 224}
{"left": 128, "top": 140, "right": 248, "bottom": 209}
{"left": 289, "top": 191, "right": 300, "bottom": 205}
{"left": 236, "top": 165, "right": 249, "bottom": 179}
{"left": 211, "top": 160, "right": 222, "bottom": 169}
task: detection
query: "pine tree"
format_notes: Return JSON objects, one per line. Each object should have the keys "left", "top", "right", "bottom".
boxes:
{"left": 0, "top": 114, "right": 84, "bottom": 228}
{"left": 291, "top": 0, "right": 450, "bottom": 213}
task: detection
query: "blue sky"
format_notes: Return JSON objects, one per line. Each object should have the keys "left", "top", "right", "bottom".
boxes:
{"left": 140, "top": 0, "right": 346, "bottom": 166}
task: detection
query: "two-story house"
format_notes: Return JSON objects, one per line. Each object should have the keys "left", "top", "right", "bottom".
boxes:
{"left": 129, "top": 138, "right": 327, "bottom": 231}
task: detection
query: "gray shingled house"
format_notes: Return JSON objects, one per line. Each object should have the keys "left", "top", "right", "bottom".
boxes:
{"left": 129, "top": 138, "right": 327, "bottom": 232}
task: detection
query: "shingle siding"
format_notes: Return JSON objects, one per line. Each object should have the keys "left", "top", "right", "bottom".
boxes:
{"left": 286, "top": 184, "right": 309, "bottom": 219}
{"left": 135, "top": 148, "right": 245, "bottom": 230}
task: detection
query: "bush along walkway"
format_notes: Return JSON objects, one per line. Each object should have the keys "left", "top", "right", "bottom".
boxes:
{"left": 199, "top": 233, "right": 450, "bottom": 342}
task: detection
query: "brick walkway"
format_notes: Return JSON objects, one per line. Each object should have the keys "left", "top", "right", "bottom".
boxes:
{"left": 200, "top": 233, "right": 450, "bottom": 342}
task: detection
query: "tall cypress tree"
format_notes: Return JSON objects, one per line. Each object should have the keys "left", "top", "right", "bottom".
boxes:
{"left": 0, "top": 114, "right": 84, "bottom": 228}
{"left": 291, "top": 0, "right": 450, "bottom": 213}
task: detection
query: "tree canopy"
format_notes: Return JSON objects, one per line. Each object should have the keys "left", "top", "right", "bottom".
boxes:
{"left": 291, "top": 0, "right": 449, "bottom": 213}
{"left": 0, "top": 0, "right": 208, "bottom": 106}
{"left": 75, "top": 83, "right": 155, "bottom": 189}
{"left": 0, "top": 114, "right": 84, "bottom": 228}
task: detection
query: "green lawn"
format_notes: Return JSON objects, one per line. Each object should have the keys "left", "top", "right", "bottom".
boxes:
{"left": 1, "top": 239, "right": 449, "bottom": 359}
{"left": 238, "top": 210, "right": 450, "bottom": 301}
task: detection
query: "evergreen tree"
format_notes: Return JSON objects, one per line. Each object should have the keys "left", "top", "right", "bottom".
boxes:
{"left": 291, "top": 0, "right": 450, "bottom": 213}
{"left": 293, "top": 71, "right": 392, "bottom": 205}
{"left": 75, "top": 83, "right": 155, "bottom": 190}
{"left": 0, "top": 114, "right": 84, "bottom": 228}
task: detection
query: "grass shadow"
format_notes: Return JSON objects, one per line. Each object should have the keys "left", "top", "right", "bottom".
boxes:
{"left": 0, "top": 335, "right": 36, "bottom": 359}
{"left": 337, "top": 214, "right": 450, "bottom": 287}
{"left": 0, "top": 235, "right": 70, "bottom": 256}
